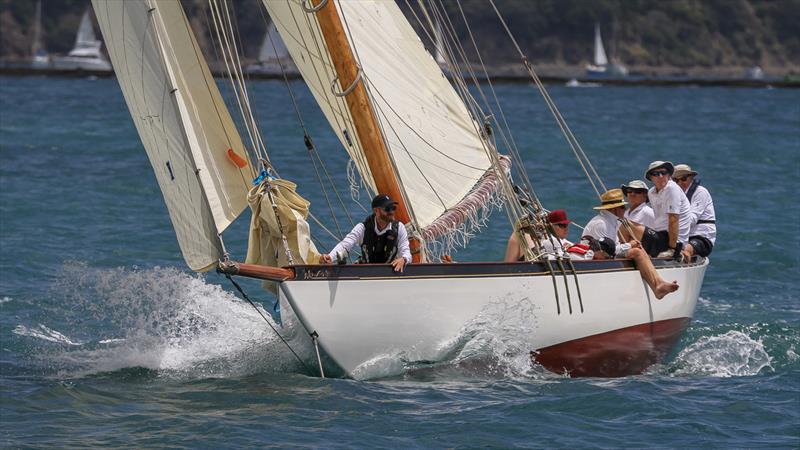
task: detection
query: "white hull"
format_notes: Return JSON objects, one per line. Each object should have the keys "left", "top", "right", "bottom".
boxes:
{"left": 277, "top": 259, "right": 707, "bottom": 379}
{"left": 52, "top": 56, "right": 112, "bottom": 72}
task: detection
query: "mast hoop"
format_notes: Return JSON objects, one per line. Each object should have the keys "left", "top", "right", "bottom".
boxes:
{"left": 301, "top": 0, "right": 329, "bottom": 14}
{"left": 330, "top": 67, "right": 363, "bottom": 98}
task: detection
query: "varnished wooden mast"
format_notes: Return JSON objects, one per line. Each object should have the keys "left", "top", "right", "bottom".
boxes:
{"left": 311, "top": 0, "right": 421, "bottom": 262}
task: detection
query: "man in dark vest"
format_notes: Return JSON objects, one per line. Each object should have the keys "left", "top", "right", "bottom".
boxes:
{"left": 319, "top": 194, "right": 411, "bottom": 272}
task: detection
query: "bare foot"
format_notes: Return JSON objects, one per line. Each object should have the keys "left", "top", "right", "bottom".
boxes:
{"left": 654, "top": 280, "right": 679, "bottom": 299}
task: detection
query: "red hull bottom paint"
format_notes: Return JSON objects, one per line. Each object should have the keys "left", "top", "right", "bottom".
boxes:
{"left": 533, "top": 318, "right": 692, "bottom": 377}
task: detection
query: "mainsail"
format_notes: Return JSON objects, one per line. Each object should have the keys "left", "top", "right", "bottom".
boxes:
{"left": 263, "top": 0, "right": 496, "bottom": 235}
{"left": 593, "top": 23, "right": 608, "bottom": 67}
{"left": 69, "top": 9, "right": 103, "bottom": 57}
{"left": 93, "top": 0, "right": 255, "bottom": 271}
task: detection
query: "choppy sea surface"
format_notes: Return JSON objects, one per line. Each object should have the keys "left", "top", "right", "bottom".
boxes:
{"left": 1, "top": 75, "right": 798, "bottom": 448}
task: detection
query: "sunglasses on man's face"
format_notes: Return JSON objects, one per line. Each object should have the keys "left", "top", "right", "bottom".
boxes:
{"left": 553, "top": 223, "right": 569, "bottom": 228}
{"left": 383, "top": 205, "right": 397, "bottom": 212}
{"left": 649, "top": 170, "right": 670, "bottom": 177}
{"left": 674, "top": 176, "right": 690, "bottom": 182}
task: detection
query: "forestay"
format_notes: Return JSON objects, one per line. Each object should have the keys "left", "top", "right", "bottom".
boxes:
{"left": 93, "top": 0, "right": 254, "bottom": 271}
{"left": 264, "top": 0, "right": 495, "bottom": 231}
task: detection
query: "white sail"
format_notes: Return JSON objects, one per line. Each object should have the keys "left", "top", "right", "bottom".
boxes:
{"left": 69, "top": 9, "right": 103, "bottom": 57}
{"left": 593, "top": 23, "right": 608, "bottom": 67}
{"left": 32, "top": 0, "right": 45, "bottom": 55}
{"left": 258, "top": 21, "right": 290, "bottom": 63}
{"left": 92, "top": 0, "right": 255, "bottom": 271}
{"left": 263, "top": 0, "right": 494, "bottom": 232}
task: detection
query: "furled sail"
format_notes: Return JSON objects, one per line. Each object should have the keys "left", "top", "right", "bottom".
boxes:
{"left": 93, "top": 0, "right": 255, "bottom": 271}
{"left": 263, "top": 0, "right": 496, "bottom": 233}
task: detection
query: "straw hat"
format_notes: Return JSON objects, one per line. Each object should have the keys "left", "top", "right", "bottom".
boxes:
{"left": 672, "top": 164, "right": 698, "bottom": 179}
{"left": 621, "top": 179, "right": 649, "bottom": 194}
{"left": 593, "top": 188, "right": 628, "bottom": 210}
{"left": 644, "top": 161, "right": 674, "bottom": 181}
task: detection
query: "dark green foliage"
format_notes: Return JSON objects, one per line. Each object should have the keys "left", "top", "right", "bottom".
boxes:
{"left": 1, "top": 0, "right": 797, "bottom": 68}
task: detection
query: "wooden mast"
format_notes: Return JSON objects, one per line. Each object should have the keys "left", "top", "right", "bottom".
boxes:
{"left": 311, "top": 0, "right": 421, "bottom": 263}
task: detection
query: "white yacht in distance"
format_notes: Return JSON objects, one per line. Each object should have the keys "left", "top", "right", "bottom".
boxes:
{"left": 52, "top": 9, "right": 111, "bottom": 72}
{"left": 586, "top": 23, "right": 627, "bottom": 78}
{"left": 30, "top": 0, "right": 50, "bottom": 69}
{"left": 245, "top": 21, "right": 298, "bottom": 76}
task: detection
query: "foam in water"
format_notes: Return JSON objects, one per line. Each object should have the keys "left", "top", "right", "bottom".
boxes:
{"left": 21, "top": 264, "right": 304, "bottom": 379}
{"left": 0, "top": 296, "right": 12, "bottom": 304}
{"left": 13, "top": 324, "right": 83, "bottom": 346}
{"left": 669, "top": 330, "right": 773, "bottom": 377}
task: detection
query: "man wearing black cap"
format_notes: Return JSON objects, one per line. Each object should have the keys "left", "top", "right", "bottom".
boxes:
{"left": 319, "top": 194, "right": 411, "bottom": 272}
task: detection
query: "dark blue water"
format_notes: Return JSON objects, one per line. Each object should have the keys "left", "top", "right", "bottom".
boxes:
{"left": 1, "top": 76, "right": 798, "bottom": 448}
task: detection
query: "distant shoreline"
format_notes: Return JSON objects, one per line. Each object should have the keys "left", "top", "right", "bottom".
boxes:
{"left": 1, "top": 64, "right": 797, "bottom": 88}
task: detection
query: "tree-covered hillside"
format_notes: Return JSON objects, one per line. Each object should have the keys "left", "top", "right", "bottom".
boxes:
{"left": 1, "top": 0, "right": 798, "bottom": 72}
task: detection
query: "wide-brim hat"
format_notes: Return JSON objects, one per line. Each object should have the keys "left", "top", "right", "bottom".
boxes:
{"left": 546, "top": 209, "right": 570, "bottom": 224}
{"left": 672, "top": 164, "right": 698, "bottom": 179}
{"left": 593, "top": 188, "right": 628, "bottom": 210}
{"left": 644, "top": 161, "right": 675, "bottom": 181}
{"left": 621, "top": 179, "right": 649, "bottom": 194}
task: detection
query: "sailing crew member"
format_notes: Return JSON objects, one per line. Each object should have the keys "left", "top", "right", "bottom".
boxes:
{"left": 672, "top": 164, "right": 716, "bottom": 260}
{"left": 582, "top": 188, "right": 679, "bottom": 299}
{"left": 623, "top": 161, "right": 691, "bottom": 259}
{"left": 319, "top": 194, "right": 411, "bottom": 272}
{"left": 621, "top": 180, "right": 654, "bottom": 228}
{"left": 503, "top": 210, "right": 593, "bottom": 262}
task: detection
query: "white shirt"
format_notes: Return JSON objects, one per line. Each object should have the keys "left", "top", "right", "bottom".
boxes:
{"left": 625, "top": 203, "right": 655, "bottom": 228}
{"left": 581, "top": 210, "right": 631, "bottom": 257}
{"left": 648, "top": 180, "right": 691, "bottom": 243}
{"left": 687, "top": 185, "right": 716, "bottom": 244}
{"left": 583, "top": 210, "right": 620, "bottom": 243}
{"left": 328, "top": 219, "right": 412, "bottom": 263}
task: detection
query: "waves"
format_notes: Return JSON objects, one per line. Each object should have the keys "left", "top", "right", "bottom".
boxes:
{"left": 12, "top": 264, "right": 305, "bottom": 379}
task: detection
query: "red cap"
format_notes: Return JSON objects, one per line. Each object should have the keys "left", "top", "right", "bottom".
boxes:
{"left": 547, "top": 209, "right": 570, "bottom": 225}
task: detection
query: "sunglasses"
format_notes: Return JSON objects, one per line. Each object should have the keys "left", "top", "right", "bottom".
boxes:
{"left": 673, "top": 176, "right": 690, "bottom": 182}
{"left": 553, "top": 223, "right": 569, "bottom": 228}
{"left": 383, "top": 205, "right": 397, "bottom": 212}
{"left": 649, "top": 170, "right": 670, "bottom": 177}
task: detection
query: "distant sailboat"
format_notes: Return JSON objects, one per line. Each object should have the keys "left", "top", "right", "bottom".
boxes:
{"left": 245, "top": 21, "right": 298, "bottom": 76}
{"left": 52, "top": 8, "right": 111, "bottom": 72}
{"left": 586, "top": 23, "right": 627, "bottom": 78}
{"left": 30, "top": 0, "right": 50, "bottom": 69}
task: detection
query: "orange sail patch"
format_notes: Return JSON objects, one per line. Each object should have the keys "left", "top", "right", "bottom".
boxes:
{"left": 226, "top": 148, "right": 248, "bottom": 168}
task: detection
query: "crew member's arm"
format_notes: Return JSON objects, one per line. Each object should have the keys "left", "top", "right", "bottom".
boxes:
{"left": 320, "top": 223, "right": 365, "bottom": 264}
{"left": 668, "top": 213, "right": 679, "bottom": 249}
{"left": 391, "top": 223, "right": 412, "bottom": 272}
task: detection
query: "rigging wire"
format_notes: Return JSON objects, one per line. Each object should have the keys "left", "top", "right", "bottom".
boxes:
{"left": 223, "top": 273, "right": 316, "bottom": 375}
{"left": 487, "top": 0, "right": 608, "bottom": 198}
{"left": 253, "top": 2, "right": 354, "bottom": 238}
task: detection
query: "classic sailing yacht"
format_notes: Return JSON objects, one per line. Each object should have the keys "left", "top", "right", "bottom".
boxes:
{"left": 53, "top": 8, "right": 112, "bottom": 72}
{"left": 92, "top": 0, "right": 707, "bottom": 379}
{"left": 30, "top": 0, "right": 50, "bottom": 69}
{"left": 586, "top": 23, "right": 628, "bottom": 78}
{"left": 244, "top": 20, "right": 298, "bottom": 77}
